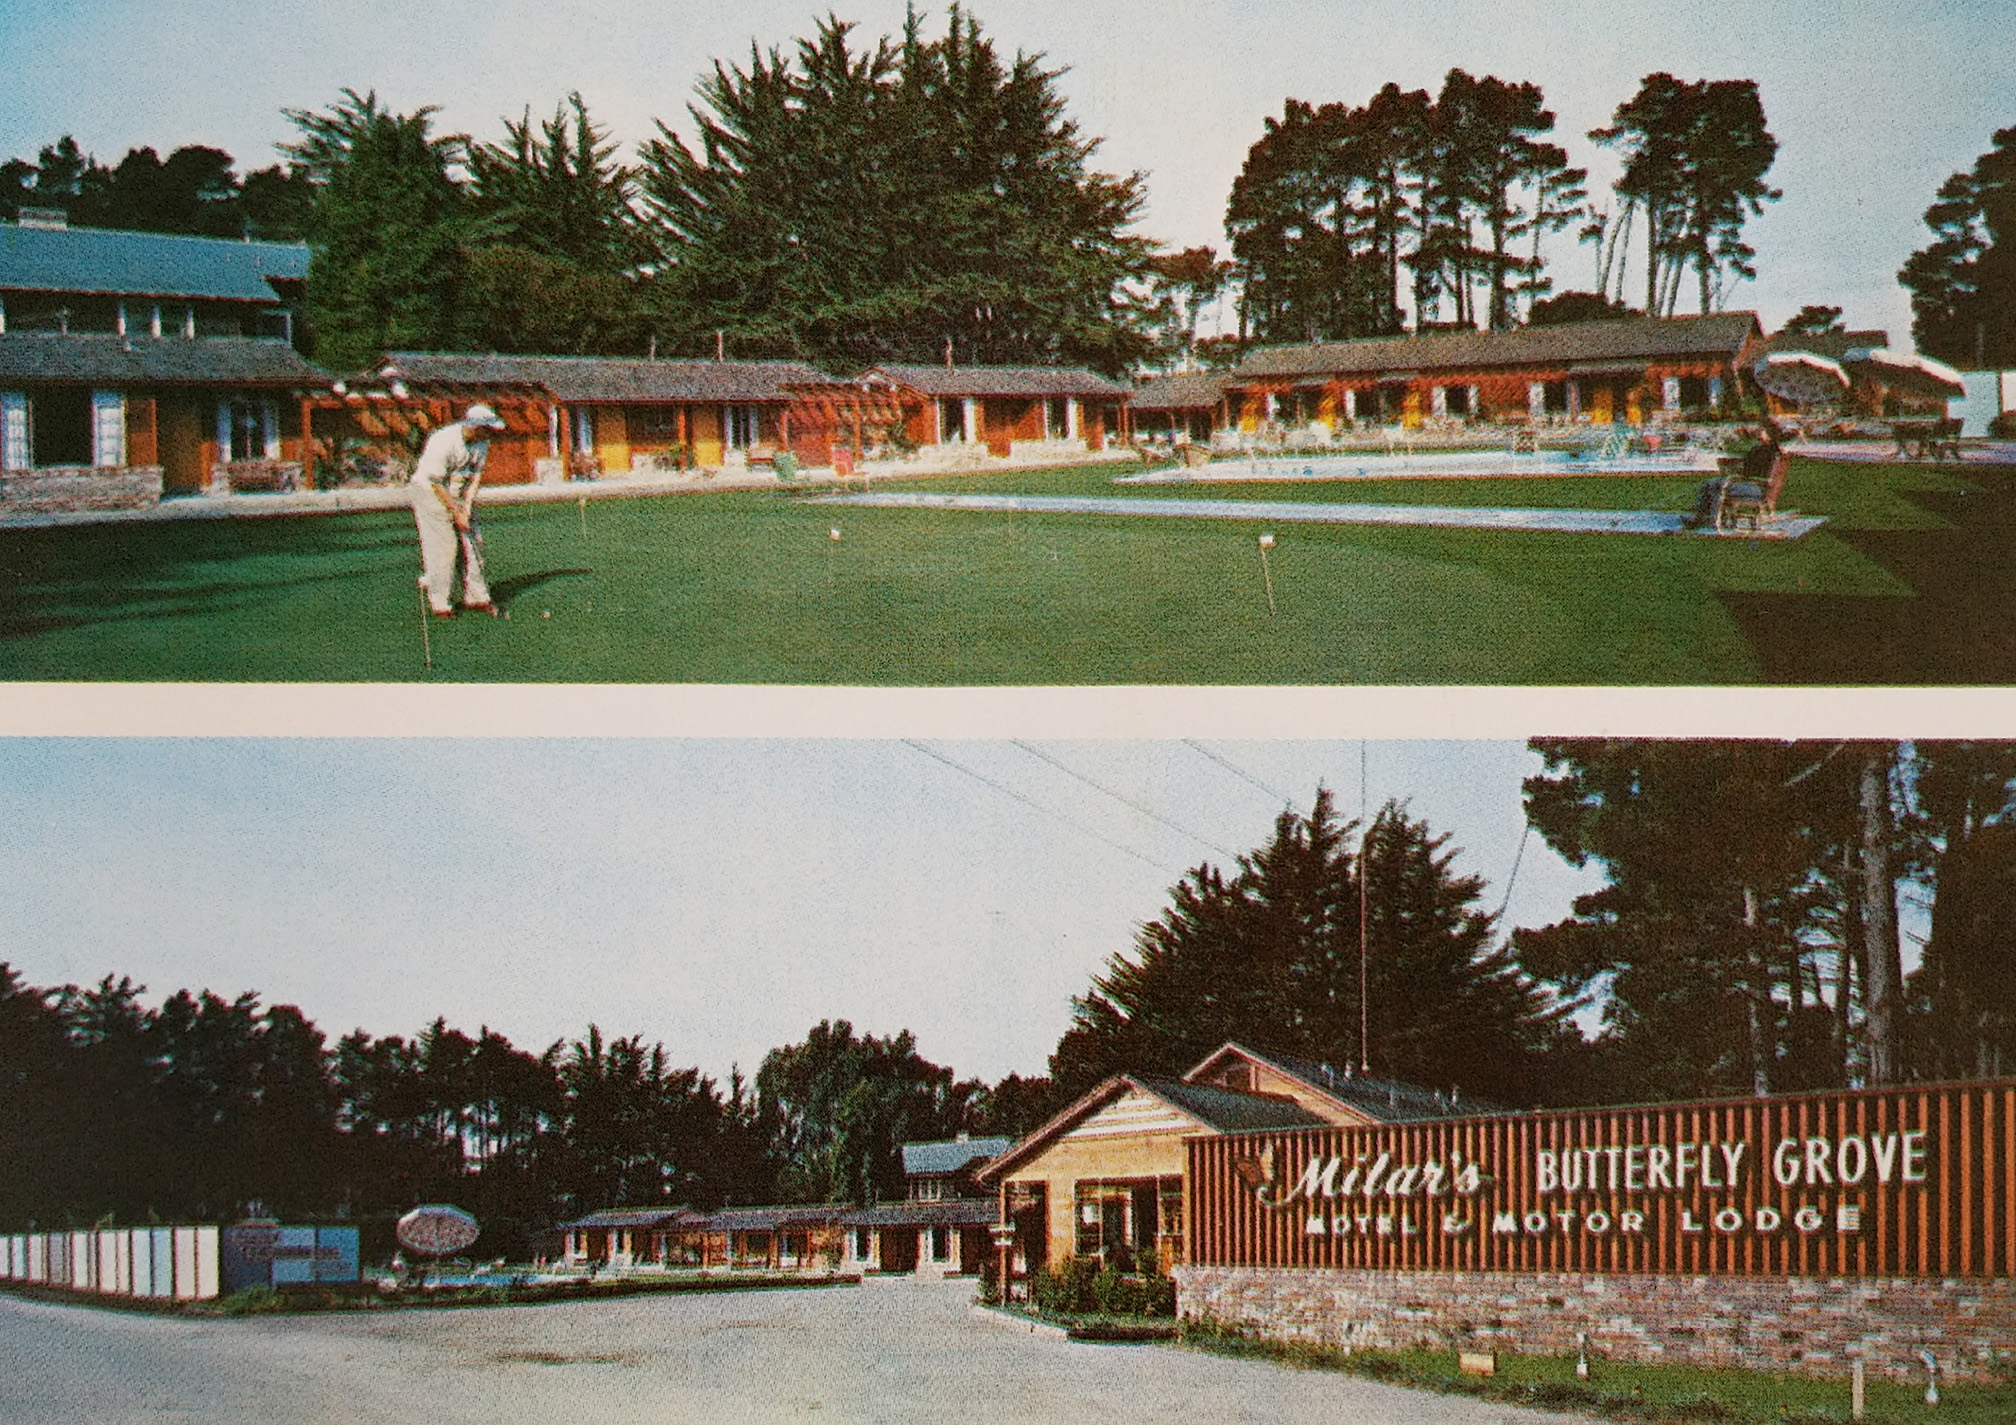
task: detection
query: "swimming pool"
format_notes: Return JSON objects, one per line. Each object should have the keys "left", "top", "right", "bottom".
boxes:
{"left": 1114, "top": 447, "right": 1720, "bottom": 484}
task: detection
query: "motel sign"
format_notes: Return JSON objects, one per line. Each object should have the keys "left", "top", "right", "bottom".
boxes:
{"left": 1189, "top": 1080, "right": 2016, "bottom": 1279}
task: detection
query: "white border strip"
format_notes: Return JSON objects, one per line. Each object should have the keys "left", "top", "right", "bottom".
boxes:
{"left": 2, "top": 684, "right": 2008, "bottom": 740}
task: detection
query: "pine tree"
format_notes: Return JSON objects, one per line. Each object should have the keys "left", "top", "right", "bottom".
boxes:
{"left": 638, "top": 7, "right": 1151, "bottom": 369}
{"left": 282, "top": 90, "right": 474, "bottom": 370}
{"left": 1899, "top": 125, "right": 2016, "bottom": 370}
{"left": 1051, "top": 788, "right": 1568, "bottom": 1106}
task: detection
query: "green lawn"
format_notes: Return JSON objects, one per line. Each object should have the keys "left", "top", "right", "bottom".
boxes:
{"left": 0, "top": 457, "right": 2000, "bottom": 683}
{"left": 1178, "top": 1331, "right": 2010, "bottom": 1425}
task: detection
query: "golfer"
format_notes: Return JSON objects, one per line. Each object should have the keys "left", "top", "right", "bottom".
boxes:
{"left": 413, "top": 404, "right": 506, "bottom": 616}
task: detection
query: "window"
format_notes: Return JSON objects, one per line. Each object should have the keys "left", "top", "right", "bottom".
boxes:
{"left": 92, "top": 391, "right": 125, "bottom": 467}
{"left": 937, "top": 398, "right": 963, "bottom": 442}
{"left": 219, "top": 399, "right": 278, "bottom": 461}
{"left": 31, "top": 389, "right": 91, "bottom": 467}
{"left": 1679, "top": 375, "right": 1711, "bottom": 409}
{"left": 854, "top": 1229, "right": 871, "bottom": 1260}
{"left": 724, "top": 405, "right": 761, "bottom": 449}
{"left": 571, "top": 408, "right": 596, "bottom": 455}
{"left": 2, "top": 393, "right": 28, "bottom": 471}
{"left": 931, "top": 1226, "right": 950, "bottom": 1261}
{"left": 1543, "top": 380, "right": 1570, "bottom": 415}
{"left": 631, "top": 405, "right": 682, "bottom": 440}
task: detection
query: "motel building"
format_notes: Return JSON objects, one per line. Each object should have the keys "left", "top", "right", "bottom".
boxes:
{"left": 1220, "top": 311, "right": 1763, "bottom": 436}
{"left": 326, "top": 352, "right": 877, "bottom": 483}
{"left": 1129, "top": 372, "right": 1231, "bottom": 448}
{"left": 0, "top": 213, "right": 327, "bottom": 513}
{"left": 980, "top": 1042, "right": 1491, "bottom": 1281}
{"left": 553, "top": 1137, "right": 1012, "bottom": 1279}
{"left": 840, "top": 1135, "right": 1013, "bottom": 1277}
{"left": 863, "top": 364, "right": 1132, "bottom": 459}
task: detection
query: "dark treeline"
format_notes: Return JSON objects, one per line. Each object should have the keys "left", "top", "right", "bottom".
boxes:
{"left": 1, "top": 137, "right": 314, "bottom": 242}
{"left": 0, "top": 974, "right": 1058, "bottom": 1256}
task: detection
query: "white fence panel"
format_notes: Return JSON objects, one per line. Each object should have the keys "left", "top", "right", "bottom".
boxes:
{"left": 194, "top": 1227, "right": 218, "bottom": 1300}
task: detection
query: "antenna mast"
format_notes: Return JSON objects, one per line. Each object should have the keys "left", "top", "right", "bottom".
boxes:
{"left": 1359, "top": 739, "right": 1370, "bottom": 1074}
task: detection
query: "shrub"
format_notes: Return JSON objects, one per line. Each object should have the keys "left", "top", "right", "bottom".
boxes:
{"left": 1990, "top": 411, "right": 2016, "bottom": 440}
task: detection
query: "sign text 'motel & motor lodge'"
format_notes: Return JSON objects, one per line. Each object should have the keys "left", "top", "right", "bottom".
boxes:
{"left": 1189, "top": 1080, "right": 2016, "bottom": 1279}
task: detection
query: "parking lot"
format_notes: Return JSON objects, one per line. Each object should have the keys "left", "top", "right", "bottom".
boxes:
{"left": 0, "top": 1277, "right": 1591, "bottom": 1425}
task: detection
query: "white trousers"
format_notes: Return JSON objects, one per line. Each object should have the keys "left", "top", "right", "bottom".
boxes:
{"left": 413, "top": 481, "right": 490, "bottom": 612}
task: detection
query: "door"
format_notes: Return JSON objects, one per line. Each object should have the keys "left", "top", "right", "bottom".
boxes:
{"left": 158, "top": 395, "right": 205, "bottom": 493}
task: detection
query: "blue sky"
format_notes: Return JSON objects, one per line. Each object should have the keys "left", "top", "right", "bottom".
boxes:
{"left": 0, "top": 738, "right": 1604, "bottom": 1084}
{"left": 4, "top": 0, "right": 2011, "bottom": 344}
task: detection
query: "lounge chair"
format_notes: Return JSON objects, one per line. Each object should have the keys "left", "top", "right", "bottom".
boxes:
{"left": 1718, "top": 448, "right": 1791, "bottom": 532}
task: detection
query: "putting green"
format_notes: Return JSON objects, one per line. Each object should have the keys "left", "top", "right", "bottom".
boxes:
{"left": 0, "top": 458, "right": 1976, "bottom": 684}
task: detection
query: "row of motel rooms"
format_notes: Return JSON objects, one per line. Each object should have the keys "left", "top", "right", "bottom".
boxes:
{"left": 550, "top": 1044, "right": 1482, "bottom": 1279}
{"left": 9, "top": 214, "right": 1956, "bottom": 498}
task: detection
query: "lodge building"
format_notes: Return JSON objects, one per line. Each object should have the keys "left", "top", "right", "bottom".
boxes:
{"left": 0, "top": 217, "right": 324, "bottom": 509}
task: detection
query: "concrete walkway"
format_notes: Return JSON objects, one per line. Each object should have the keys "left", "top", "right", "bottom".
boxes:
{"left": 0, "top": 450, "right": 1147, "bottom": 532}
{"left": 0, "top": 1278, "right": 1593, "bottom": 1425}
{"left": 812, "top": 490, "right": 1828, "bottom": 540}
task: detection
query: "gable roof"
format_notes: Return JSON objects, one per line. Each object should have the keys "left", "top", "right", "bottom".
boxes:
{"left": 1187, "top": 1041, "right": 1507, "bottom": 1124}
{"left": 868, "top": 363, "right": 1131, "bottom": 399}
{"left": 373, "top": 352, "right": 835, "bottom": 404}
{"left": 1130, "top": 372, "right": 1230, "bottom": 411}
{"left": 902, "top": 1137, "right": 1014, "bottom": 1178}
{"left": 1233, "top": 312, "right": 1762, "bottom": 383}
{"left": 978, "top": 1071, "right": 1326, "bottom": 1182}
{"left": 0, "top": 333, "right": 328, "bottom": 388}
{"left": 0, "top": 222, "right": 309, "bottom": 303}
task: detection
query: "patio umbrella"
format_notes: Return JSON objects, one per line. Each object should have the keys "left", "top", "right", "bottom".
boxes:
{"left": 1752, "top": 351, "right": 1851, "bottom": 406}
{"left": 1842, "top": 346, "right": 1968, "bottom": 400}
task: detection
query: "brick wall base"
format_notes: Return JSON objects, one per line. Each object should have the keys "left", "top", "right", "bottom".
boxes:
{"left": 1174, "top": 1265, "right": 2016, "bottom": 1383}
{"left": 2, "top": 466, "right": 163, "bottom": 516}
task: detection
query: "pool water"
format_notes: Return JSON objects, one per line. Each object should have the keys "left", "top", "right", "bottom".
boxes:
{"left": 1115, "top": 448, "right": 1719, "bottom": 484}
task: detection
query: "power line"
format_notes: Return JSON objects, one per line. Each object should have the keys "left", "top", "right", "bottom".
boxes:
{"left": 1494, "top": 822, "right": 1532, "bottom": 927}
{"left": 1180, "top": 740, "right": 1296, "bottom": 806}
{"left": 1010, "top": 741, "right": 1242, "bottom": 861}
{"left": 900, "top": 741, "right": 1175, "bottom": 874}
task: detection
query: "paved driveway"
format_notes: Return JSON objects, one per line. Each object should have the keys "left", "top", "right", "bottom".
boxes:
{"left": 0, "top": 1278, "right": 1589, "bottom": 1425}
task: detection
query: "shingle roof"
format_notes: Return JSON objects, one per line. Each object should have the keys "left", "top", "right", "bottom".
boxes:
{"left": 869, "top": 364, "right": 1131, "bottom": 398}
{"left": 1233, "top": 312, "right": 1761, "bottom": 382}
{"left": 1136, "top": 1075, "right": 1331, "bottom": 1133}
{"left": 559, "top": 1206, "right": 705, "bottom": 1231}
{"left": 839, "top": 1199, "right": 1000, "bottom": 1228}
{"left": 0, "top": 333, "right": 329, "bottom": 387}
{"left": 695, "top": 1204, "right": 854, "bottom": 1232}
{"left": 1231, "top": 1046, "right": 1509, "bottom": 1123}
{"left": 377, "top": 353, "right": 834, "bottom": 404}
{"left": 0, "top": 223, "right": 308, "bottom": 302}
{"left": 1130, "top": 372, "right": 1230, "bottom": 410}
{"left": 901, "top": 1138, "right": 1014, "bottom": 1178}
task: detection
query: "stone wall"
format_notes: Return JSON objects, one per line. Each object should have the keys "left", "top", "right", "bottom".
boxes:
{"left": 1175, "top": 1264, "right": 2016, "bottom": 1382}
{"left": 1, "top": 465, "right": 163, "bottom": 517}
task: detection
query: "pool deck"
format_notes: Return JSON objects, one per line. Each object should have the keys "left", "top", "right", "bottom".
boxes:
{"left": 808, "top": 491, "right": 1827, "bottom": 539}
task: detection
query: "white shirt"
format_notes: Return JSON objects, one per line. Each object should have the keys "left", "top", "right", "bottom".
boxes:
{"left": 411, "top": 423, "right": 490, "bottom": 490}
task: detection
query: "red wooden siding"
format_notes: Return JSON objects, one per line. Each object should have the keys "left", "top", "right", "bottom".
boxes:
{"left": 1188, "top": 1081, "right": 2016, "bottom": 1279}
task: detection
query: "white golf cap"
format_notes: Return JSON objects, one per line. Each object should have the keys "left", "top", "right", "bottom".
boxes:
{"left": 462, "top": 403, "right": 506, "bottom": 430}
